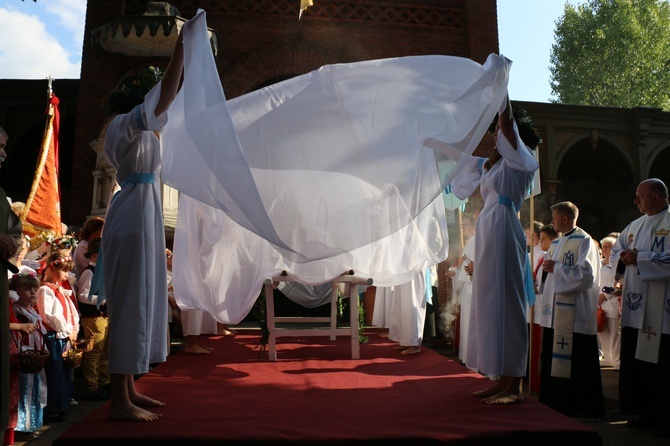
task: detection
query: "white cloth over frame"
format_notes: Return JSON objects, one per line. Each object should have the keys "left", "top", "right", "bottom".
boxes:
{"left": 162, "top": 10, "right": 510, "bottom": 323}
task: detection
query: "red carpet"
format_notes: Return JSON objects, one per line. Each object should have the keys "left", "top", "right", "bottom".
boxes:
{"left": 55, "top": 331, "right": 601, "bottom": 445}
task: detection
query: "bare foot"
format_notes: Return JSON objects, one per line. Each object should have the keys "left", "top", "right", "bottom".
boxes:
{"left": 379, "top": 331, "right": 389, "bottom": 338}
{"left": 109, "top": 402, "right": 162, "bottom": 422}
{"left": 401, "top": 346, "right": 421, "bottom": 355}
{"left": 393, "top": 344, "right": 409, "bottom": 350}
{"left": 472, "top": 381, "right": 505, "bottom": 398}
{"left": 130, "top": 393, "right": 165, "bottom": 408}
{"left": 184, "top": 343, "right": 212, "bottom": 354}
{"left": 484, "top": 392, "right": 524, "bottom": 405}
{"left": 217, "top": 328, "right": 237, "bottom": 336}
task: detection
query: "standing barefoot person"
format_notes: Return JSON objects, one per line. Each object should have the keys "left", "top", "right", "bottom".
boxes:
{"left": 424, "top": 95, "right": 541, "bottom": 404}
{"left": 98, "top": 24, "right": 185, "bottom": 422}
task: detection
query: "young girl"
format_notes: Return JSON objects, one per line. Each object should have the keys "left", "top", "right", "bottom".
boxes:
{"left": 36, "top": 252, "right": 78, "bottom": 422}
{"left": 10, "top": 272, "right": 46, "bottom": 441}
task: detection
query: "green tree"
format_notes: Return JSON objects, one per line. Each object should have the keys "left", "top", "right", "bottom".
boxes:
{"left": 550, "top": 0, "right": 670, "bottom": 110}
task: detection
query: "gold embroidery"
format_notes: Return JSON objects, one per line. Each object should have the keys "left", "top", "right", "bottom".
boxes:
{"left": 628, "top": 232, "right": 634, "bottom": 246}
{"left": 654, "top": 228, "right": 669, "bottom": 237}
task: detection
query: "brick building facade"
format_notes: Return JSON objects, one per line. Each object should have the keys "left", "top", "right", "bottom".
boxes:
{"left": 70, "top": 0, "right": 499, "bottom": 227}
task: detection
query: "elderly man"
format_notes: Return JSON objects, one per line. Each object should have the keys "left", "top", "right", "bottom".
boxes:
{"left": 0, "top": 127, "right": 21, "bottom": 441}
{"left": 538, "top": 201, "right": 604, "bottom": 418}
{"left": 611, "top": 178, "right": 670, "bottom": 431}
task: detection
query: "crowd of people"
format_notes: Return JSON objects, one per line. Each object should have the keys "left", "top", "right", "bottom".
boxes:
{"left": 447, "top": 168, "right": 669, "bottom": 432}
{"left": 1, "top": 12, "right": 669, "bottom": 446}
{"left": 0, "top": 206, "right": 109, "bottom": 444}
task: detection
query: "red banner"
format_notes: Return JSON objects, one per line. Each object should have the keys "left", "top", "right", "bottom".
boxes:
{"left": 21, "top": 93, "right": 62, "bottom": 237}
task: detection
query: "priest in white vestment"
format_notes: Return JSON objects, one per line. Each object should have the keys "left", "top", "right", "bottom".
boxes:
{"left": 538, "top": 202, "right": 604, "bottom": 418}
{"left": 610, "top": 178, "right": 670, "bottom": 431}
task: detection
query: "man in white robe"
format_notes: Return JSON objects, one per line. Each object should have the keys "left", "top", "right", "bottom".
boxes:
{"left": 538, "top": 201, "right": 604, "bottom": 417}
{"left": 610, "top": 178, "right": 670, "bottom": 431}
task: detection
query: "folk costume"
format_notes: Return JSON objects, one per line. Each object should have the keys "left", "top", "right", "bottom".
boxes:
{"left": 11, "top": 302, "right": 47, "bottom": 434}
{"left": 611, "top": 207, "right": 670, "bottom": 423}
{"left": 77, "top": 260, "right": 109, "bottom": 397}
{"left": 36, "top": 281, "right": 79, "bottom": 418}
{"left": 538, "top": 227, "right": 605, "bottom": 417}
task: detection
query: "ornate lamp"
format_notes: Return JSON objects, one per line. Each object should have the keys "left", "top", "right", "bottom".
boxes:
{"left": 91, "top": 2, "right": 218, "bottom": 57}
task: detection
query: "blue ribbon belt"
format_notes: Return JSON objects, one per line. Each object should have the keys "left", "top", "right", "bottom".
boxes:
{"left": 498, "top": 194, "right": 517, "bottom": 212}
{"left": 91, "top": 172, "right": 155, "bottom": 303}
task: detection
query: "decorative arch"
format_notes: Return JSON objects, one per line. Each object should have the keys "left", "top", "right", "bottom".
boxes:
{"left": 221, "top": 42, "right": 349, "bottom": 97}
{"left": 647, "top": 141, "right": 670, "bottom": 187}
{"left": 554, "top": 135, "right": 636, "bottom": 241}
{"left": 555, "top": 132, "right": 634, "bottom": 178}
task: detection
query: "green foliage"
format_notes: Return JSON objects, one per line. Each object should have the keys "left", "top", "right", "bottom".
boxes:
{"left": 550, "top": 0, "right": 670, "bottom": 110}
{"left": 337, "top": 291, "right": 368, "bottom": 344}
{"left": 104, "top": 66, "right": 164, "bottom": 114}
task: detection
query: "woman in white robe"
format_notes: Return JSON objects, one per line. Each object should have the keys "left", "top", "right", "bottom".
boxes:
{"left": 426, "top": 96, "right": 540, "bottom": 404}
{"left": 100, "top": 24, "right": 186, "bottom": 422}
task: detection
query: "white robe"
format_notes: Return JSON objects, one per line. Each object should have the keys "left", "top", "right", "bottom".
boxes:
{"left": 598, "top": 260, "right": 621, "bottom": 368}
{"left": 372, "top": 286, "right": 394, "bottom": 329}
{"left": 102, "top": 97, "right": 169, "bottom": 375}
{"left": 160, "top": 10, "right": 509, "bottom": 323}
{"left": 538, "top": 228, "right": 600, "bottom": 334}
{"left": 611, "top": 209, "right": 670, "bottom": 334}
{"left": 388, "top": 270, "right": 427, "bottom": 348}
{"left": 453, "top": 122, "right": 538, "bottom": 378}
{"left": 457, "top": 236, "right": 475, "bottom": 364}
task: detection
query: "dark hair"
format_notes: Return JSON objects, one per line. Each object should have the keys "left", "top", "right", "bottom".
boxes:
{"left": 488, "top": 105, "right": 543, "bottom": 149}
{"left": 104, "top": 66, "right": 163, "bottom": 115}
{"left": 540, "top": 224, "right": 559, "bottom": 240}
{"left": 79, "top": 216, "right": 104, "bottom": 241}
{"left": 9, "top": 272, "right": 40, "bottom": 291}
{"left": 525, "top": 220, "right": 543, "bottom": 237}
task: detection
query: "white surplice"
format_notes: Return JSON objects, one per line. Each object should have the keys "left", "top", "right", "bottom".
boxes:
{"left": 611, "top": 208, "right": 670, "bottom": 362}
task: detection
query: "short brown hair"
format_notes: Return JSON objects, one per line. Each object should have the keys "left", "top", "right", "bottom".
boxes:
{"left": 551, "top": 201, "right": 579, "bottom": 222}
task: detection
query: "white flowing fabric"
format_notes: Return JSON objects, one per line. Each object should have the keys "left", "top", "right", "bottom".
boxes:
{"left": 163, "top": 10, "right": 510, "bottom": 323}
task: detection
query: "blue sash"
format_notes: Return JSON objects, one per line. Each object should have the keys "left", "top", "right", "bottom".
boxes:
{"left": 90, "top": 173, "right": 156, "bottom": 303}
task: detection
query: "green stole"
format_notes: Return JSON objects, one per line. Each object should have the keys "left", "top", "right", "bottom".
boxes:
{"left": 547, "top": 230, "right": 586, "bottom": 378}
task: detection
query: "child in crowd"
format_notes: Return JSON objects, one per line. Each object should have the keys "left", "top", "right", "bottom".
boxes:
{"left": 36, "top": 252, "right": 78, "bottom": 422}
{"left": 9, "top": 272, "right": 46, "bottom": 442}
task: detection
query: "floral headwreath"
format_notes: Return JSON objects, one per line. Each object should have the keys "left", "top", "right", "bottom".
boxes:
{"left": 12, "top": 271, "right": 37, "bottom": 280}
{"left": 39, "top": 231, "right": 77, "bottom": 251}
{"left": 50, "top": 256, "right": 72, "bottom": 267}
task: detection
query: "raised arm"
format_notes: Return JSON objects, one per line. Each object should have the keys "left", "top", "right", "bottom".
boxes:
{"left": 154, "top": 29, "right": 184, "bottom": 118}
{"left": 498, "top": 95, "right": 517, "bottom": 151}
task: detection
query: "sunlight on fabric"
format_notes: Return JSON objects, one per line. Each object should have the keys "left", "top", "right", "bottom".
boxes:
{"left": 162, "top": 10, "right": 510, "bottom": 323}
